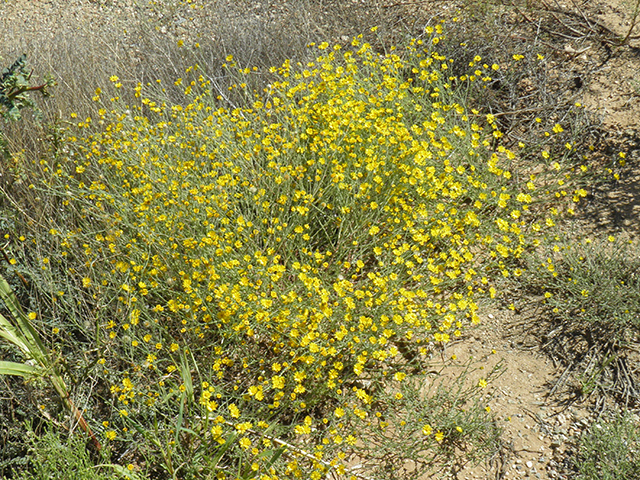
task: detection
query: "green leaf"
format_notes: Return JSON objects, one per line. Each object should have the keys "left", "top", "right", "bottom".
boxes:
{"left": 264, "top": 446, "right": 286, "bottom": 470}
{"left": 0, "top": 273, "right": 50, "bottom": 365}
{"left": 0, "top": 312, "right": 31, "bottom": 353}
{"left": 211, "top": 433, "right": 238, "bottom": 468}
{"left": 0, "top": 360, "right": 41, "bottom": 377}
{"left": 180, "top": 351, "right": 194, "bottom": 403}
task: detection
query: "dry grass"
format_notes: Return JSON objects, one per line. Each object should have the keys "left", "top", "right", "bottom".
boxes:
{"left": 0, "top": 0, "right": 410, "bottom": 158}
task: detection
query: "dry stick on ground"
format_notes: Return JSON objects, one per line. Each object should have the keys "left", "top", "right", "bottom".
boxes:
{"left": 547, "top": 362, "right": 574, "bottom": 399}
{"left": 542, "top": 0, "right": 640, "bottom": 45}
{"left": 522, "top": 407, "right": 554, "bottom": 437}
{"left": 569, "top": 0, "right": 601, "bottom": 33}
{"left": 613, "top": 355, "right": 639, "bottom": 407}
{"left": 509, "top": 0, "right": 536, "bottom": 25}
{"left": 615, "top": 0, "right": 640, "bottom": 45}
{"left": 545, "top": 1, "right": 593, "bottom": 38}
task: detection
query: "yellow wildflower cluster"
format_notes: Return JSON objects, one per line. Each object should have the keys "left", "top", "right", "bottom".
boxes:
{"left": 36, "top": 28, "right": 586, "bottom": 478}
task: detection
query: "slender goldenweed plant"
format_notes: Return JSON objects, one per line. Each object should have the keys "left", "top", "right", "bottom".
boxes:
{"left": 3, "top": 22, "right": 600, "bottom": 479}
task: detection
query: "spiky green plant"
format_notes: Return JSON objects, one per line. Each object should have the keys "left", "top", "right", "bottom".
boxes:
{"left": 0, "top": 272, "right": 101, "bottom": 451}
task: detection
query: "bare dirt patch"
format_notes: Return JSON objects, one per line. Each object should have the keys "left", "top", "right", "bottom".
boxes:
{"left": 443, "top": 309, "right": 593, "bottom": 480}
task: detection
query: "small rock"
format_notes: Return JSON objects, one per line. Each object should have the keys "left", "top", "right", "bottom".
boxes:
{"left": 526, "top": 461, "right": 534, "bottom": 468}
{"left": 550, "top": 438, "right": 563, "bottom": 448}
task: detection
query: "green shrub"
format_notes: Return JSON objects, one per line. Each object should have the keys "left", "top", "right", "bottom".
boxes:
{"left": 516, "top": 235, "right": 640, "bottom": 400}
{"left": 524, "top": 236, "right": 640, "bottom": 342}
{"left": 1, "top": 54, "right": 54, "bottom": 121}
{"left": 576, "top": 411, "right": 640, "bottom": 480}
{"left": 10, "top": 427, "right": 138, "bottom": 480}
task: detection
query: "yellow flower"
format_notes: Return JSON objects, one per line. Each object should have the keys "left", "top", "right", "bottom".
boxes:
{"left": 228, "top": 403, "right": 240, "bottom": 418}
{"left": 394, "top": 372, "right": 406, "bottom": 381}
{"left": 272, "top": 376, "right": 285, "bottom": 389}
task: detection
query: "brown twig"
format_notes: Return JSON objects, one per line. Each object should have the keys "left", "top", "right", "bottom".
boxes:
{"left": 65, "top": 394, "right": 102, "bottom": 452}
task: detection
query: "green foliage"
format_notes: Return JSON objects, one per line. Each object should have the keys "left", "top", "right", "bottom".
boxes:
{"left": 0, "top": 272, "right": 51, "bottom": 376}
{"left": 0, "top": 15, "right": 605, "bottom": 480}
{"left": 516, "top": 236, "right": 640, "bottom": 401}
{"left": 0, "top": 272, "right": 102, "bottom": 452}
{"left": 347, "top": 358, "right": 503, "bottom": 477}
{"left": 10, "top": 427, "right": 139, "bottom": 480}
{"left": 576, "top": 411, "right": 640, "bottom": 480}
{"left": 524, "top": 236, "right": 640, "bottom": 342}
{"left": 0, "top": 54, "right": 55, "bottom": 159}
{"left": 0, "top": 54, "right": 54, "bottom": 122}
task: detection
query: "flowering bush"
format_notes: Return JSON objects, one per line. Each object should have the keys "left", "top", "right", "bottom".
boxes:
{"left": 3, "top": 25, "right": 594, "bottom": 479}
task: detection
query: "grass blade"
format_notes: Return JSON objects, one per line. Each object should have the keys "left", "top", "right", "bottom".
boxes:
{"left": 0, "top": 360, "right": 41, "bottom": 377}
{"left": 0, "top": 312, "right": 31, "bottom": 353}
{"left": 0, "top": 273, "right": 49, "bottom": 365}
{"left": 0, "top": 272, "right": 102, "bottom": 451}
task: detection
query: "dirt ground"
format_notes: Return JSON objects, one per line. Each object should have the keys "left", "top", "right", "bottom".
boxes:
{"left": 452, "top": 1, "right": 640, "bottom": 476}
{"left": 2, "top": 1, "right": 640, "bottom": 479}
